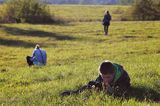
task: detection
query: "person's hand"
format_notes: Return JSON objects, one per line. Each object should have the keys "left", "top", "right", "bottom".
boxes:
{"left": 107, "top": 85, "right": 113, "bottom": 94}
{"left": 88, "top": 81, "right": 102, "bottom": 91}
{"left": 88, "top": 81, "right": 96, "bottom": 89}
{"left": 104, "top": 83, "right": 113, "bottom": 94}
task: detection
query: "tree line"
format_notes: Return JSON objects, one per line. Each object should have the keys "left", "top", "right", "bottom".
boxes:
{"left": 43, "top": 0, "right": 133, "bottom": 5}
{"left": 0, "top": 0, "right": 133, "bottom": 5}
{"left": 0, "top": 0, "right": 159, "bottom": 24}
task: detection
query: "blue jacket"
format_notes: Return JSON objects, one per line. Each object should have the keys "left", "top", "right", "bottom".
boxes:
{"left": 31, "top": 49, "right": 47, "bottom": 65}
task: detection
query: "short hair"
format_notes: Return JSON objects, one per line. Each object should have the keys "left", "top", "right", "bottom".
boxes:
{"left": 104, "top": 10, "right": 109, "bottom": 15}
{"left": 35, "top": 44, "right": 40, "bottom": 49}
{"left": 99, "top": 61, "right": 114, "bottom": 75}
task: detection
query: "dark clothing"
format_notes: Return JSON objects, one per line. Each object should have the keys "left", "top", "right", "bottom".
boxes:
{"left": 104, "top": 26, "right": 109, "bottom": 35}
{"left": 26, "top": 56, "right": 33, "bottom": 66}
{"left": 60, "top": 64, "right": 130, "bottom": 97}
{"left": 103, "top": 14, "right": 111, "bottom": 26}
{"left": 102, "top": 14, "right": 111, "bottom": 35}
{"left": 95, "top": 70, "right": 130, "bottom": 96}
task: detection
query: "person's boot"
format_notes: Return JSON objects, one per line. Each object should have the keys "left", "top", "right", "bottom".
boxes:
{"left": 105, "top": 32, "right": 108, "bottom": 35}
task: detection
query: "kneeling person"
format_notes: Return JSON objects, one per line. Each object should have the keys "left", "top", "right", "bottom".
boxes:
{"left": 26, "top": 44, "right": 47, "bottom": 66}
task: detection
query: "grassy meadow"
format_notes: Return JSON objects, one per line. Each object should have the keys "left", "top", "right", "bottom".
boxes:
{"left": 0, "top": 5, "right": 160, "bottom": 105}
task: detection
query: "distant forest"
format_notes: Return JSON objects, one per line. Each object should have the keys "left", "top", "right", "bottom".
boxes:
{"left": 0, "top": 0, "right": 134, "bottom": 5}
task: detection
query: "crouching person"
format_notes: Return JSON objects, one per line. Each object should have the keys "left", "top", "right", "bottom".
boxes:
{"left": 26, "top": 44, "right": 47, "bottom": 66}
{"left": 60, "top": 60, "right": 130, "bottom": 97}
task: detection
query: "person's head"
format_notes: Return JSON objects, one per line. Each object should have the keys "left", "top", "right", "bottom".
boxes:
{"left": 35, "top": 44, "right": 40, "bottom": 49}
{"left": 99, "top": 60, "right": 115, "bottom": 85}
{"left": 104, "top": 10, "right": 109, "bottom": 15}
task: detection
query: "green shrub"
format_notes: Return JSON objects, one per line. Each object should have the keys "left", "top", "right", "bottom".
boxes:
{"left": 1, "top": 0, "right": 55, "bottom": 23}
{"left": 131, "top": 0, "right": 160, "bottom": 20}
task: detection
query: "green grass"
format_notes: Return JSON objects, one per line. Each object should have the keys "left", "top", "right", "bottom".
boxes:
{"left": 0, "top": 5, "right": 160, "bottom": 105}
{"left": 50, "top": 5, "right": 129, "bottom": 21}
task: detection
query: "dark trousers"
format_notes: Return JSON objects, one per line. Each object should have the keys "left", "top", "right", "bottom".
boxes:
{"left": 104, "top": 25, "right": 109, "bottom": 35}
{"left": 26, "top": 56, "right": 33, "bottom": 66}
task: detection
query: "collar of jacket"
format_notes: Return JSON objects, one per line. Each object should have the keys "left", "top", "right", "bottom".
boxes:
{"left": 112, "top": 63, "right": 123, "bottom": 83}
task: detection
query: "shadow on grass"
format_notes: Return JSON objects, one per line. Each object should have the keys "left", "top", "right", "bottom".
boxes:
{"left": 126, "top": 86, "right": 160, "bottom": 102}
{"left": 0, "top": 25, "right": 76, "bottom": 41}
{"left": 122, "top": 35, "right": 157, "bottom": 39}
{"left": 0, "top": 38, "right": 36, "bottom": 48}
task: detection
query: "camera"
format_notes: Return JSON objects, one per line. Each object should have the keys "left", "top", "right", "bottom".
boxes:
{"left": 87, "top": 80, "right": 103, "bottom": 90}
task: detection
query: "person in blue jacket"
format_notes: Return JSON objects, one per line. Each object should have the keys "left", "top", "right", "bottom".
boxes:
{"left": 102, "top": 10, "right": 112, "bottom": 35}
{"left": 26, "top": 44, "right": 47, "bottom": 66}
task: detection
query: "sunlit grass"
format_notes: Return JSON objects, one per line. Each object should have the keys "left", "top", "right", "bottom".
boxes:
{"left": 0, "top": 5, "right": 160, "bottom": 105}
{"left": 50, "top": 5, "right": 130, "bottom": 21}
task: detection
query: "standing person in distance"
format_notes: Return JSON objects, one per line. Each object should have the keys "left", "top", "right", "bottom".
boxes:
{"left": 102, "top": 10, "right": 112, "bottom": 35}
